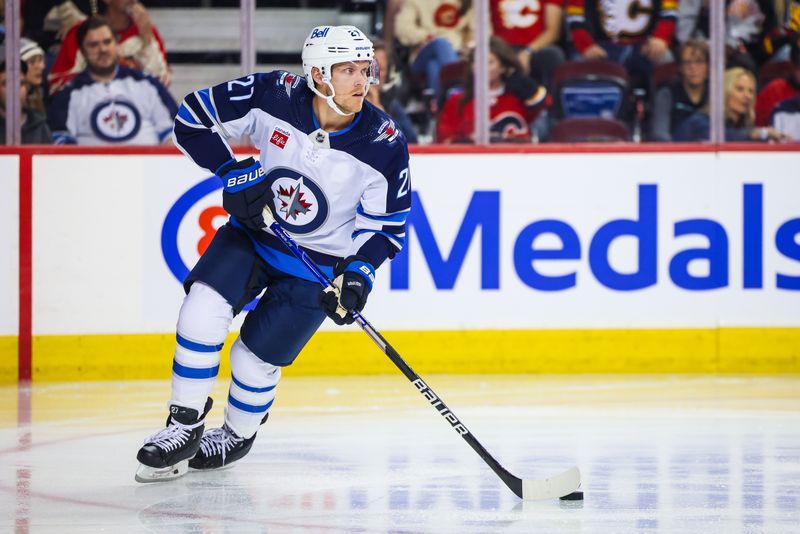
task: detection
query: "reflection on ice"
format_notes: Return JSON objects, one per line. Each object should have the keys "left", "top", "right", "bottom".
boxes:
{"left": 0, "top": 375, "right": 798, "bottom": 533}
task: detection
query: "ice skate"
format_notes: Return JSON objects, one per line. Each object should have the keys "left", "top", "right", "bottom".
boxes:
{"left": 135, "top": 397, "right": 213, "bottom": 483}
{"left": 189, "top": 414, "right": 268, "bottom": 471}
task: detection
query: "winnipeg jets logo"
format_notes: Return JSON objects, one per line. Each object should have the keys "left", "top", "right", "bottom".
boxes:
{"left": 90, "top": 100, "right": 141, "bottom": 142}
{"left": 373, "top": 119, "right": 399, "bottom": 143}
{"left": 276, "top": 178, "right": 313, "bottom": 221}
{"left": 266, "top": 168, "right": 329, "bottom": 234}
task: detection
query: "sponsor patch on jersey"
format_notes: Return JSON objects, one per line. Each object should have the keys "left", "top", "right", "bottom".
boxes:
{"left": 265, "top": 167, "right": 329, "bottom": 234}
{"left": 373, "top": 119, "right": 399, "bottom": 144}
{"left": 270, "top": 127, "right": 290, "bottom": 149}
{"left": 90, "top": 100, "right": 141, "bottom": 142}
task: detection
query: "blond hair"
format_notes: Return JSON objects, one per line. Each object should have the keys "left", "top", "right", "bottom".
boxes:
{"left": 724, "top": 67, "right": 756, "bottom": 128}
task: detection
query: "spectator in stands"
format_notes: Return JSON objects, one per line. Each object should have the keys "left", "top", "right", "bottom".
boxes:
{"left": 650, "top": 38, "right": 709, "bottom": 141}
{"left": 756, "top": 39, "right": 800, "bottom": 125}
{"left": 48, "top": 0, "right": 170, "bottom": 95}
{"left": 436, "top": 36, "right": 548, "bottom": 143}
{"left": 677, "top": 1, "right": 788, "bottom": 70}
{"left": 23, "top": 1, "right": 93, "bottom": 53}
{"left": 566, "top": 0, "right": 677, "bottom": 88}
{"left": 395, "top": 0, "right": 474, "bottom": 97}
{"left": 0, "top": 57, "right": 53, "bottom": 145}
{"left": 490, "top": 0, "right": 565, "bottom": 89}
{"left": 366, "top": 38, "right": 419, "bottom": 144}
{"left": 47, "top": 17, "right": 177, "bottom": 145}
{"left": 674, "top": 66, "right": 792, "bottom": 141}
{"left": 20, "top": 38, "right": 47, "bottom": 114}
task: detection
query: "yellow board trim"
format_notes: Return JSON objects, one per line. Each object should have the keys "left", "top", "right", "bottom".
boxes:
{"left": 0, "top": 336, "right": 18, "bottom": 383}
{"left": 0, "top": 328, "right": 796, "bottom": 382}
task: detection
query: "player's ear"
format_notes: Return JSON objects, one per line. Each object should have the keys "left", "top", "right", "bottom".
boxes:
{"left": 311, "top": 67, "right": 324, "bottom": 87}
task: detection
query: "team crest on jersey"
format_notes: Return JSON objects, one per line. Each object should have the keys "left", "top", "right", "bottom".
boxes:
{"left": 491, "top": 111, "right": 528, "bottom": 141}
{"left": 265, "top": 167, "right": 329, "bottom": 234}
{"left": 90, "top": 100, "right": 141, "bottom": 142}
{"left": 373, "top": 119, "right": 400, "bottom": 143}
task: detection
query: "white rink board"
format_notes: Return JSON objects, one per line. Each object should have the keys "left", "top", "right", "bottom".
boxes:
{"left": 0, "top": 156, "right": 19, "bottom": 336}
{"left": 31, "top": 152, "right": 800, "bottom": 335}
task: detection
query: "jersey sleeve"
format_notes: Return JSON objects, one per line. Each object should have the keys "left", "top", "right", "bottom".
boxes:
{"left": 173, "top": 71, "right": 281, "bottom": 174}
{"left": 348, "top": 140, "right": 412, "bottom": 270}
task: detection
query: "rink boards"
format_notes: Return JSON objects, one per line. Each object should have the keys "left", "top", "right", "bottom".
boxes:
{"left": 1, "top": 146, "right": 799, "bottom": 381}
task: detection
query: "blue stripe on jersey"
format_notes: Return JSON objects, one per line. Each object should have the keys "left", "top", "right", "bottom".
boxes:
{"left": 252, "top": 239, "right": 335, "bottom": 281}
{"left": 231, "top": 374, "right": 276, "bottom": 393}
{"left": 228, "top": 393, "right": 274, "bottom": 413}
{"left": 177, "top": 103, "right": 200, "bottom": 125}
{"left": 311, "top": 107, "right": 362, "bottom": 136}
{"left": 229, "top": 218, "right": 336, "bottom": 281}
{"left": 176, "top": 333, "right": 224, "bottom": 353}
{"left": 182, "top": 93, "right": 215, "bottom": 128}
{"left": 356, "top": 205, "right": 409, "bottom": 223}
{"left": 197, "top": 88, "right": 217, "bottom": 121}
{"left": 353, "top": 229, "right": 405, "bottom": 249}
{"left": 173, "top": 360, "right": 220, "bottom": 379}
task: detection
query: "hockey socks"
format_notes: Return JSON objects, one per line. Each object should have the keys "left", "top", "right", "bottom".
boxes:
{"left": 223, "top": 337, "right": 280, "bottom": 439}
{"left": 190, "top": 338, "right": 279, "bottom": 470}
{"left": 170, "top": 282, "right": 232, "bottom": 411}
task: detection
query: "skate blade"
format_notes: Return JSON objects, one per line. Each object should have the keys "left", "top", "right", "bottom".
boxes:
{"left": 188, "top": 462, "right": 237, "bottom": 473}
{"left": 135, "top": 460, "right": 189, "bottom": 483}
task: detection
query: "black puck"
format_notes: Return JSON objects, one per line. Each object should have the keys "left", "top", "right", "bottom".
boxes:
{"left": 559, "top": 491, "right": 584, "bottom": 501}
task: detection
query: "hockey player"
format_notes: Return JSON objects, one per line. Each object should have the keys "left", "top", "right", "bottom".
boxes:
{"left": 135, "top": 25, "right": 411, "bottom": 482}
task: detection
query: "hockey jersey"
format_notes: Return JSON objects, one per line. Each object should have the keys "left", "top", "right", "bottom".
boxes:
{"left": 566, "top": 0, "right": 678, "bottom": 52}
{"left": 48, "top": 65, "right": 178, "bottom": 145}
{"left": 173, "top": 71, "right": 411, "bottom": 282}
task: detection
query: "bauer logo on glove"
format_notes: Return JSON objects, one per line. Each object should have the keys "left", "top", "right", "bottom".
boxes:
{"left": 225, "top": 165, "right": 266, "bottom": 190}
{"left": 217, "top": 157, "right": 273, "bottom": 231}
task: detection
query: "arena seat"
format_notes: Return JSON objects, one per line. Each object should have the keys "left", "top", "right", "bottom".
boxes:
{"left": 551, "top": 117, "right": 630, "bottom": 142}
{"left": 551, "top": 60, "right": 631, "bottom": 120}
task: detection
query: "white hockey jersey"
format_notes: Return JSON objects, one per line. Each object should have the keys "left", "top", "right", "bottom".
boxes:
{"left": 173, "top": 71, "right": 411, "bottom": 281}
{"left": 49, "top": 65, "right": 177, "bottom": 145}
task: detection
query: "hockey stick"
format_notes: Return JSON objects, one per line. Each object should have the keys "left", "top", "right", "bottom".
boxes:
{"left": 261, "top": 206, "right": 581, "bottom": 501}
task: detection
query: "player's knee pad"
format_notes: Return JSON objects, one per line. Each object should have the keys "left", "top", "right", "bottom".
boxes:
{"left": 176, "top": 282, "right": 233, "bottom": 345}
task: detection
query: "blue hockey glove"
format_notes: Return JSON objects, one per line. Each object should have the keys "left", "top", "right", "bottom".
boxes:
{"left": 319, "top": 255, "right": 375, "bottom": 325}
{"left": 218, "top": 157, "right": 271, "bottom": 230}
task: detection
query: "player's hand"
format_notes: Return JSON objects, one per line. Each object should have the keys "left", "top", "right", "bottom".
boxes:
{"left": 319, "top": 256, "right": 375, "bottom": 325}
{"left": 218, "top": 157, "right": 272, "bottom": 231}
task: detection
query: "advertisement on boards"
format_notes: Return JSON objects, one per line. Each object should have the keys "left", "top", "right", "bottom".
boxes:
{"left": 30, "top": 151, "right": 800, "bottom": 336}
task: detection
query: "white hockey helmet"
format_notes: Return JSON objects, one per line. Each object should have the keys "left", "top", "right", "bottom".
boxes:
{"left": 302, "top": 25, "right": 379, "bottom": 116}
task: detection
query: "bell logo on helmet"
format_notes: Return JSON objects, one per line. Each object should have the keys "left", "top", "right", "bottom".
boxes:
{"left": 310, "top": 27, "right": 330, "bottom": 39}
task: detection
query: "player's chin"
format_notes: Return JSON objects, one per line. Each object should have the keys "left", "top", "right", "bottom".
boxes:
{"left": 347, "top": 95, "right": 366, "bottom": 111}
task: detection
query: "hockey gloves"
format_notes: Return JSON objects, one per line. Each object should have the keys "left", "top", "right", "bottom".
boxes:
{"left": 320, "top": 255, "right": 375, "bottom": 325}
{"left": 218, "top": 157, "right": 272, "bottom": 231}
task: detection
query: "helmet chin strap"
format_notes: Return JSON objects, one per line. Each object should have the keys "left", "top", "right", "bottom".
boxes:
{"left": 311, "top": 77, "right": 371, "bottom": 117}
{"left": 312, "top": 79, "right": 352, "bottom": 116}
